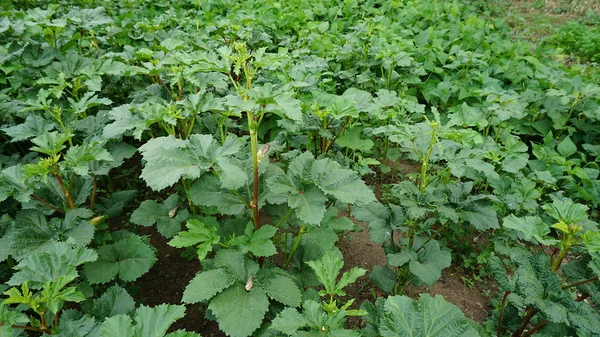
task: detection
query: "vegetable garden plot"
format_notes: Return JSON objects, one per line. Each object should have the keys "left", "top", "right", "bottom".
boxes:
{"left": 1, "top": 0, "right": 600, "bottom": 336}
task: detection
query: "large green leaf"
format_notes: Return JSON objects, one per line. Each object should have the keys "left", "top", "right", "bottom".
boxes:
{"left": 135, "top": 304, "right": 186, "bottom": 337}
{"left": 130, "top": 195, "right": 189, "bottom": 238}
{"left": 267, "top": 152, "right": 375, "bottom": 225}
{"left": 231, "top": 224, "right": 278, "bottom": 257}
{"left": 263, "top": 274, "right": 301, "bottom": 307}
{"left": 354, "top": 202, "right": 405, "bottom": 244}
{"left": 84, "top": 234, "right": 157, "bottom": 284}
{"left": 8, "top": 242, "right": 97, "bottom": 289}
{"left": 409, "top": 239, "right": 452, "bottom": 286}
{"left": 182, "top": 268, "right": 235, "bottom": 304}
{"left": 377, "top": 295, "right": 480, "bottom": 337}
{"left": 208, "top": 284, "right": 270, "bottom": 337}
{"left": 270, "top": 307, "right": 309, "bottom": 335}
{"left": 502, "top": 215, "right": 559, "bottom": 246}
{"left": 189, "top": 174, "right": 247, "bottom": 215}
{"left": 9, "top": 209, "right": 95, "bottom": 260}
{"left": 138, "top": 136, "right": 205, "bottom": 191}
{"left": 99, "top": 304, "right": 190, "bottom": 337}
{"left": 1, "top": 114, "right": 54, "bottom": 142}
{"left": 89, "top": 285, "right": 135, "bottom": 320}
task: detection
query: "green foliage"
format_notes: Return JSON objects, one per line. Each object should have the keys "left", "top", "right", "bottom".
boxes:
{"left": 550, "top": 21, "right": 600, "bottom": 62}
{"left": 2, "top": 0, "right": 600, "bottom": 336}
{"left": 267, "top": 152, "right": 376, "bottom": 225}
{"left": 362, "top": 294, "right": 480, "bottom": 337}
{"left": 182, "top": 249, "right": 300, "bottom": 337}
{"left": 83, "top": 232, "right": 157, "bottom": 284}
{"left": 131, "top": 194, "right": 189, "bottom": 238}
{"left": 271, "top": 250, "right": 366, "bottom": 337}
{"left": 138, "top": 134, "right": 246, "bottom": 191}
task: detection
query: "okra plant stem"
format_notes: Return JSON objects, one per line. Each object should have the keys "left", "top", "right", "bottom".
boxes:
{"left": 284, "top": 226, "right": 306, "bottom": 270}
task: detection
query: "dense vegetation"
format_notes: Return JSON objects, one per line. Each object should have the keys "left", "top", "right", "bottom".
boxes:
{"left": 1, "top": 0, "right": 599, "bottom": 336}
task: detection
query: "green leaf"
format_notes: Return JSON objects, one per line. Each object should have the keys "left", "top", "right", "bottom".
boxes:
{"left": 232, "top": 225, "right": 277, "bottom": 257}
{"left": 378, "top": 295, "right": 480, "bottom": 337}
{"left": 542, "top": 198, "right": 589, "bottom": 224}
{"left": 463, "top": 158, "right": 499, "bottom": 180}
{"left": 582, "top": 231, "right": 600, "bottom": 253}
{"left": 213, "top": 249, "right": 247, "bottom": 283}
{"left": 487, "top": 255, "right": 513, "bottom": 292}
{"left": 138, "top": 136, "right": 204, "bottom": 191}
{"left": 30, "top": 131, "right": 73, "bottom": 157}
{"left": 311, "top": 158, "right": 376, "bottom": 205}
{"left": 168, "top": 219, "right": 220, "bottom": 260}
{"left": 387, "top": 250, "right": 417, "bottom": 267}
{"left": 274, "top": 92, "right": 303, "bottom": 122}
{"left": 208, "top": 285, "right": 270, "bottom": 337}
{"left": 130, "top": 195, "right": 189, "bottom": 238}
{"left": 370, "top": 265, "right": 397, "bottom": 293}
{"left": 409, "top": 239, "right": 451, "bottom": 286}
{"left": 100, "top": 304, "right": 188, "bottom": 337}
{"left": 135, "top": 304, "right": 186, "bottom": 337}
{"left": 556, "top": 136, "right": 577, "bottom": 157}
{"left": 1, "top": 115, "right": 54, "bottom": 142}
{"left": 271, "top": 307, "right": 309, "bottom": 335}
{"left": 89, "top": 285, "right": 135, "bottom": 320}
{"left": 307, "top": 250, "right": 366, "bottom": 298}
{"left": 9, "top": 209, "right": 94, "bottom": 260}
{"left": 267, "top": 153, "right": 375, "bottom": 225}
{"left": 40, "top": 276, "right": 86, "bottom": 314}
{"left": 52, "top": 310, "right": 96, "bottom": 337}
{"left": 287, "top": 186, "right": 327, "bottom": 225}
{"left": 84, "top": 234, "right": 157, "bottom": 284}
{"left": 354, "top": 202, "right": 404, "bottom": 244}
{"left": 307, "top": 250, "right": 343, "bottom": 296}
{"left": 100, "top": 314, "right": 135, "bottom": 337}
{"left": 462, "top": 206, "right": 499, "bottom": 231}
{"left": 60, "top": 141, "right": 114, "bottom": 176}
{"left": 189, "top": 174, "right": 247, "bottom": 215}
{"left": 264, "top": 274, "right": 302, "bottom": 307}
{"left": 502, "top": 215, "right": 559, "bottom": 245}
{"left": 182, "top": 268, "right": 235, "bottom": 304}
{"left": 9, "top": 242, "right": 97, "bottom": 289}
{"left": 67, "top": 92, "right": 112, "bottom": 114}
{"left": 336, "top": 127, "right": 374, "bottom": 152}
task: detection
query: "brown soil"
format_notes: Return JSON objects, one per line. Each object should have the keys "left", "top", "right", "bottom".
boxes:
{"left": 339, "top": 216, "right": 496, "bottom": 325}
{"left": 134, "top": 226, "right": 226, "bottom": 336}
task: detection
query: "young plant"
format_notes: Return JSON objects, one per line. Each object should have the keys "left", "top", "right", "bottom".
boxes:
{"left": 270, "top": 250, "right": 366, "bottom": 337}
{"left": 361, "top": 294, "right": 481, "bottom": 337}
{"left": 180, "top": 249, "right": 301, "bottom": 337}
{"left": 489, "top": 197, "right": 600, "bottom": 337}
{"left": 354, "top": 200, "right": 452, "bottom": 295}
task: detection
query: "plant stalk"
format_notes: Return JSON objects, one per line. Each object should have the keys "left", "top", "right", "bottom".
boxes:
{"left": 562, "top": 276, "right": 598, "bottom": 290}
{"left": 498, "top": 291, "right": 510, "bottom": 337}
{"left": 30, "top": 194, "right": 64, "bottom": 214}
{"left": 419, "top": 125, "right": 437, "bottom": 192}
{"left": 523, "top": 320, "right": 547, "bottom": 337}
{"left": 248, "top": 113, "right": 261, "bottom": 229}
{"left": 511, "top": 306, "right": 537, "bottom": 337}
{"left": 274, "top": 208, "right": 294, "bottom": 229}
{"left": 54, "top": 171, "right": 75, "bottom": 209}
{"left": 283, "top": 226, "right": 305, "bottom": 270}
{"left": 90, "top": 175, "right": 97, "bottom": 211}
{"left": 323, "top": 116, "right": 351, "bottom": 154}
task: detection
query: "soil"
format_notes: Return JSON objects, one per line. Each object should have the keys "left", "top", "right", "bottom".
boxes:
{"left": 339, "top": 215, "right": 497, "bottom": 325}
{"left": 133, "top": 225, "right": 226, "bottom": 336}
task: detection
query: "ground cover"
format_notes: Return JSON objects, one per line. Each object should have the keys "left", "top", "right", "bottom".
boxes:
{"left": 1, "top": 0, "right": 600, "bottom": 336}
